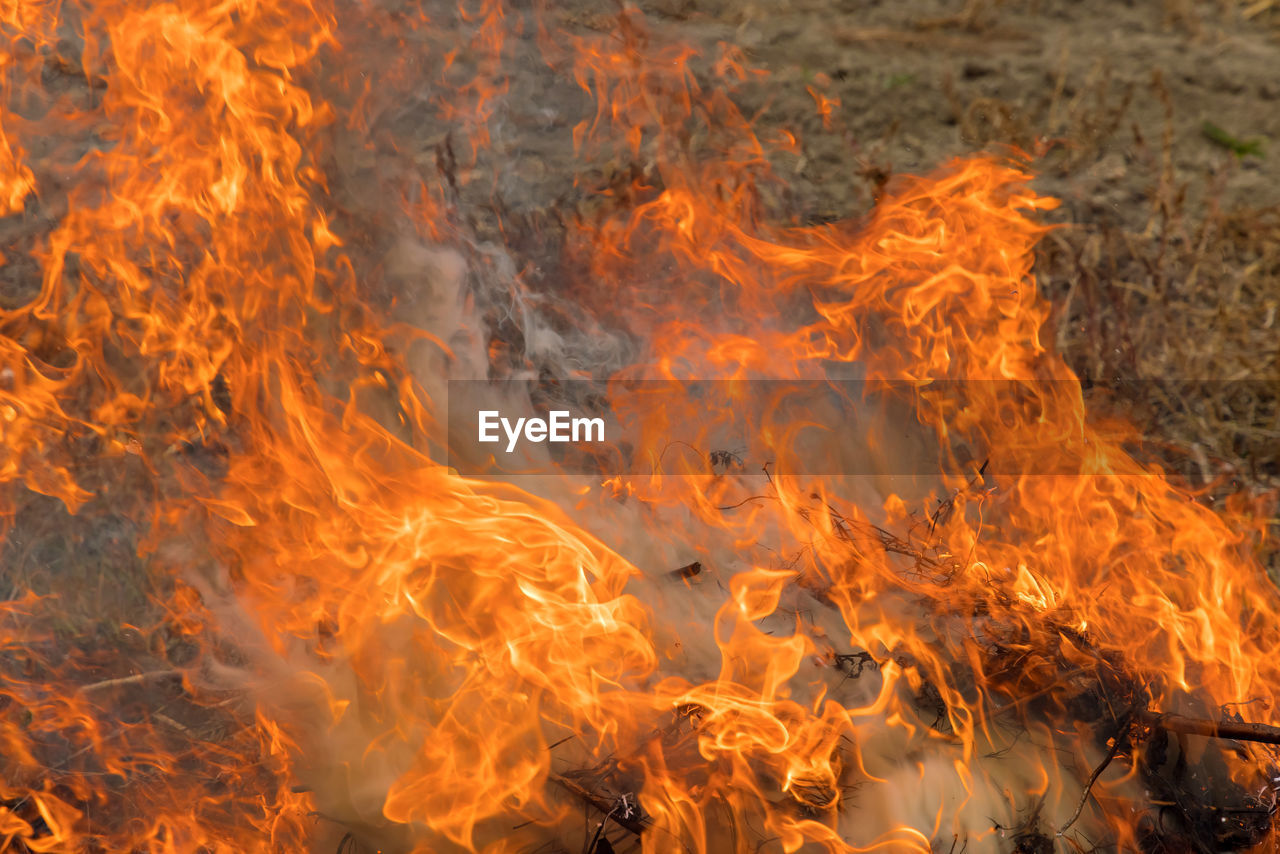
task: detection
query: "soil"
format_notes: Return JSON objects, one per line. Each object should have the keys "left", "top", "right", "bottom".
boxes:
{"left": 645, "top": 0, "right": 1280, "bottom": 224}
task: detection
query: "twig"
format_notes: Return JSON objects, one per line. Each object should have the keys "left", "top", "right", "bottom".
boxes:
{"left": 1057, "top": 711, "right": 1135, "bottom": 836}
{"left": 550, "top": 775, "right": 647, "bottom": 838}
{"left": 1137, "top": 711, "right": 1280, "bottom": 746}
{"left": 547, "top": 735, "right": 576, "bottom": 751}
{"left": 152, "top": 712, "right": 193, "bottom": 735}
{"left": 584, "top": 797, "right": 635, "bottom": 854}
{"left": 77, "top": 671, "right": 182, "bottom": 693}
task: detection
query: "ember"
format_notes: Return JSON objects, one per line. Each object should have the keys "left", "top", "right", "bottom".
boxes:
{"left": 1, "top": 1, "right": 1278, "bottom": 853}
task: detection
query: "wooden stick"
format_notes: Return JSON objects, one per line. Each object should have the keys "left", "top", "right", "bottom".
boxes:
{"left": 550, "top": 775, "right": 647, "bottom": 838}
{"left": 1138, "top": 711, "right": 1280, "bottom": 746}
{"left": 77, "top": 671, "right": 181, "bottom": 693}
{"left": 152, "top": 712, "right": 194, "bottom": 735}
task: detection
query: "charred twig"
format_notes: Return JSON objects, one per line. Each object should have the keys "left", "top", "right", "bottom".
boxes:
{"left": 584, "top": 793, "right": 639, "bottom": 854}
{"left": 1137, "top": 711, "right": 1280, "bottom": 746}
{"left": 715, "top": 495, "right": 771, "bottom": 511}
{"left": 668, "top": 562, "right": 702, "bottom": 580}
{"left": 551, "top": 774, "right": 647, "bottom": 838}
{"left": 1058, "top": 709, "right": 1137, "bottom": 836}
{"left": 929, "top": 458, "right": 990, "bottom": 536}
{"left": 547, "top": 735, "right": 576, "bottom": 751}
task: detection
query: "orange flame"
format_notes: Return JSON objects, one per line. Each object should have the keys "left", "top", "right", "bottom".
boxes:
{"left": 0, "top": 1, "right": 1276, "bottom": 853}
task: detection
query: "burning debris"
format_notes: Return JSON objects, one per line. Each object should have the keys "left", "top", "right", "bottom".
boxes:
{"left": 1, "top": 0, "right": 1279, "bottom": 853}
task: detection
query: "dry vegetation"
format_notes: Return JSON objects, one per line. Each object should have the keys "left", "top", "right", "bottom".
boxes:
{"left": 0, "top": 2, "right": 1277, "bottom": 850}
{"left": 832, "top": 0, "right": 1280, "bottom": 574}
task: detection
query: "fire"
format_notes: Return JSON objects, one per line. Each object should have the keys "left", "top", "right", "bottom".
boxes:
{"left": 1, "top": 1, "right": 1277, "bottom": 853}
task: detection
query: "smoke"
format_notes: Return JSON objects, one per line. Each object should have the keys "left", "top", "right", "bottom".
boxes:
{"left": 249, "top": 224, "right": 1123, "bottom": 852}
{"left": 166, "top": 4, "right": 1150, "bottom": 853}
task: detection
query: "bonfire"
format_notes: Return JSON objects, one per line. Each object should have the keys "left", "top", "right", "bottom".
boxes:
{"left": 0, "top": 1, "right": 1278, "bottom": 853}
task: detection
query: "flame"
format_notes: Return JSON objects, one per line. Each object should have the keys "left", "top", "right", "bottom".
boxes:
{"left": 0, "top": 1, "right": 1277, "bottom": 853}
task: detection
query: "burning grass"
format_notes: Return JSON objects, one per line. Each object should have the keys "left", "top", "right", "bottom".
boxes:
{"left": 1039, "top": 197, "right": 1280, "bottom": 572}
{"left": 936, "top": 47, "right": 1280, "bottom": 578}
{"left": 1, "top": 0, "right": 1280, "bottom": 852}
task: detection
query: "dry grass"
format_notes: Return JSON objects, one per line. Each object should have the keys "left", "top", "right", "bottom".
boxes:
{"left": 1038, "top": 197, "right": 1280, "bottom": 567}
{"left": 933, "top": 31, "right": 1280, "bottom": 573}
{"left": 941, "top": 54, "right": 1134, "bottom": 175}
{"left": 0, "top": 5, "right": 1276, "bottom": 851}
{"left": 956, "top": 0, "right": 1280, "bottom": 34}
{"left": 1034, "top": 110, "right": 1280, "bottom": 577}
{"left": 1239, "top": 0, "right": 1280, "bottom": 32}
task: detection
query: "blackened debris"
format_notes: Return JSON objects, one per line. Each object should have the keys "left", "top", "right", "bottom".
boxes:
{"left": 668, "top": 561, "right": 702, "bottom": 580}
{"left": 709, "top": 449, "right": 744, "bottom": 473}
{"left": 1011, "top": 831, "right": 1053, "bottom": 854}
{"left": 833, "top": 651, "right": 878, "bottom": 677}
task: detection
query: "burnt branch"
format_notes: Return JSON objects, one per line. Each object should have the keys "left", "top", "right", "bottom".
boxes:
{"left": 1138, "top": 711, "right": 1280, "bottom": 747}
{"left": 551, "top": 774, "right": 648, "bottom": 838}
{"left": 1058, "top": 706, "right": 1138, "bottom": 836}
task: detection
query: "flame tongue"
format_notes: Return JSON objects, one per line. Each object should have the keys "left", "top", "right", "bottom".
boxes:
{"left": 1, "top": 1, "right": 1278, "bottom": 853}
